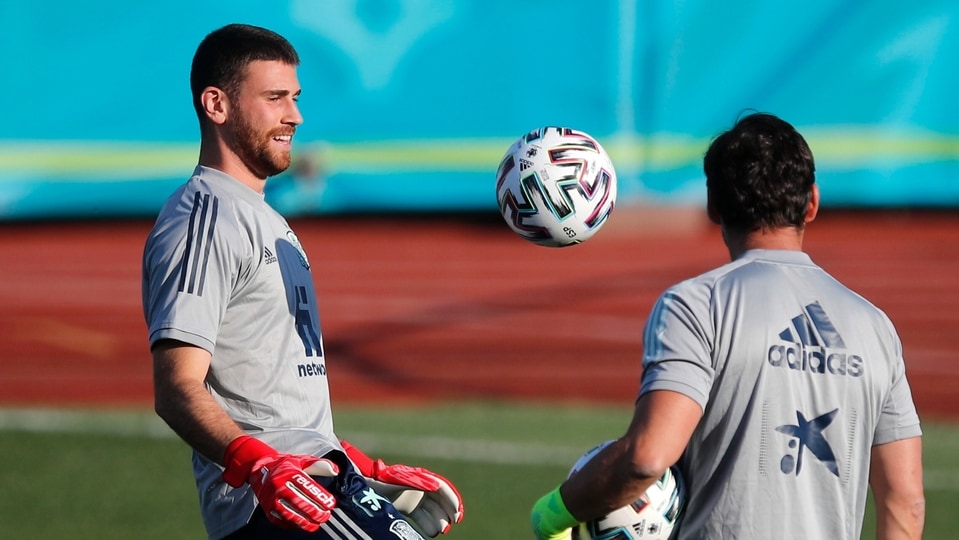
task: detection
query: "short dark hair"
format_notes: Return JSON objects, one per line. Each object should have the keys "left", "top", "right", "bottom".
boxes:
{"left": 190, "top": 24, "right": 300, "bottom": 129}
{"left": 703, "top": 113, "right": 816, "bottom": 232}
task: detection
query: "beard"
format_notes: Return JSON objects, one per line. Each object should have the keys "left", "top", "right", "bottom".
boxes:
{"left": 231, "top": 109, "right": 293, "bottom": 179}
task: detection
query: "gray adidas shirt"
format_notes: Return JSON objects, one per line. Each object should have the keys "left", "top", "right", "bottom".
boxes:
{"left": 142, "top": 166, "right": 338, "bottom": 539}
{"left": 640, "top": 249, "right": 921, "bottom": 540}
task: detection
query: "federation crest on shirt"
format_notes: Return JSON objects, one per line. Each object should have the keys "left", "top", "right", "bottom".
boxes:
{"left": 286, "top": 230, "right": 310, "bottom": 269}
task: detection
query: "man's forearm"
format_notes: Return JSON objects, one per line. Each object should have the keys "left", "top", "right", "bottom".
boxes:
{"left": 155, "top": 380, "right": 244, "bottom": 464}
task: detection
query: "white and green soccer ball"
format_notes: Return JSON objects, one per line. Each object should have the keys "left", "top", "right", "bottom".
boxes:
{"left": 568, "top": 440, "right": 686, "bottom": 540}
{"left": 495, "top": 126, "right": 617, "bottom": 248}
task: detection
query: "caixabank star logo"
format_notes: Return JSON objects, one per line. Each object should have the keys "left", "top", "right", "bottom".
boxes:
{"left": 775, "top": 408, "right": 840, "bottom": 477}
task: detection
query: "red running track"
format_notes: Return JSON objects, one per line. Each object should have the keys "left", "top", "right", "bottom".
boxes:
{"left": 0, "top": 208, "right": 956, "bottom": 420}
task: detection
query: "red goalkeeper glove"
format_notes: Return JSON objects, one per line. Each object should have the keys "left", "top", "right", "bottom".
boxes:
{"left": 341, "top": 440, "right": 464, "bottom": 537}
{"left": 222, "top": 435, "right": 339, "bottom": 532}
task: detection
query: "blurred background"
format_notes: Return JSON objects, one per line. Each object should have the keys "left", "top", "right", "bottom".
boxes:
{"left": 1, "top": 1, "right": 958, "bottom": 538}
{"left": 2, "top": 0, "right": 957, "bottom": 219}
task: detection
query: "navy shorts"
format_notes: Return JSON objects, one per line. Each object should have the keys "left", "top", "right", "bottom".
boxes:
{"left": 224, "top": 451, "right": 424, "bottom": 540}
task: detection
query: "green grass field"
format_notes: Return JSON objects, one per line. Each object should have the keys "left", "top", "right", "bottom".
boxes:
{"left": 0, "top": 403, "right": 955, "bottom": 539}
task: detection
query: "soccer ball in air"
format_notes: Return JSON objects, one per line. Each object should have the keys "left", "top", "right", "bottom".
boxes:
{"left": 495, "top": 126, "right": 617, "bottom": 247}
{"left": 568, "top": 440, "right": 685, "bottom": 540}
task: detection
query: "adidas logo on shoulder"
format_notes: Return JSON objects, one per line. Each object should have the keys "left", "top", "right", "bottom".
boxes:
{"left": 264, "top": 247, "right": 278, "bottom": 265}
{"left": 767, "top": 301, "right": 864, "bottom": 378}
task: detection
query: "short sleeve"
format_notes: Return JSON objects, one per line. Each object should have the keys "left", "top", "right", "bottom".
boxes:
{"left": 873, "top": 333, "right": 922, "bottom": 445}
{"left": 640, "top": 288, "right": 714, "bottom": 410}
{"left": 142, "top": 191, "right": 242, "bottom": 353}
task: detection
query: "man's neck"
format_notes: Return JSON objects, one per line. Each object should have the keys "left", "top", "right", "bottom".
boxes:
{"left": 723, "top": 226, "right": 805, "bottom": 260}
{"left": 198, "top": 145, "right": 267, "bottom": 194}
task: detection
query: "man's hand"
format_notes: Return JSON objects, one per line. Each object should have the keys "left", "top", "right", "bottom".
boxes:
{"left": 223, "top": 435, "right": 339, "bottom": 532}
{"left": 341, "top": 440, "right": 464, "bottom": 537}
{"left": 531, "top": 487, "right": 577, "bottom": 540}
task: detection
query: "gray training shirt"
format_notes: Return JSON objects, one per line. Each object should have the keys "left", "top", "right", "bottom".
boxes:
{"left": 142, "top": 166, "right": 339, "bottom": 540}
{"left": 640, "top": 249, "right": 921, "bottom": 540}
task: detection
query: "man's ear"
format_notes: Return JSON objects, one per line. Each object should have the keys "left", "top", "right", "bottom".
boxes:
{"left": 805, "top": 184, "right": 820, "bottom": 224}
{"left": 200, "top": 87, "right": 230, "bottom": 126}
{"left": 706, "top": 191, "right": 722, "bottom": 225}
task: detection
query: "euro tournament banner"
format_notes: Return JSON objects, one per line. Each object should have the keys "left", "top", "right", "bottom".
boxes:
{"left": 1, "top": 0, "right": 957, "bottom": 219}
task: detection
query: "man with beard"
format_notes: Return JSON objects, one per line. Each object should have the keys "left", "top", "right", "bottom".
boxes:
{"left": 141, "top": 24, "right": 464, "bottom": 540}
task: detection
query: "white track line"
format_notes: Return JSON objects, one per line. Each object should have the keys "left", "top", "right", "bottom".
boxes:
{"left": 1, "top": 408, "right": 955, "bottom": 491}
{"left": 0, "top": 407, "right": 585, "bottom": 464}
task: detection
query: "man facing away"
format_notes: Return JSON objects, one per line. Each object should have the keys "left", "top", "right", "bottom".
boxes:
{"left": 531, "top": 112, "right": 924, "bottom": 539}
{"left": 141, "top": 23, "right": 463, "bottom": 540}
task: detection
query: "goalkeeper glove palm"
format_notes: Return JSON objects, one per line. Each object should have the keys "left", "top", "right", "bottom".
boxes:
{"left": 341, "top": 440, "right": 464, "bottom": 537}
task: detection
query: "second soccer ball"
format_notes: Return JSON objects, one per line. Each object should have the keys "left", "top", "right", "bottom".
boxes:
{"left": 568, "top": 440, "right": 686, "bottom": 540}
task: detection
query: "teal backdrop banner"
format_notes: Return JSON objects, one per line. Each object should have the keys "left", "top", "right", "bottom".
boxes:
{"left": 1, "top": 0, "right": 957, "bottom": 219}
